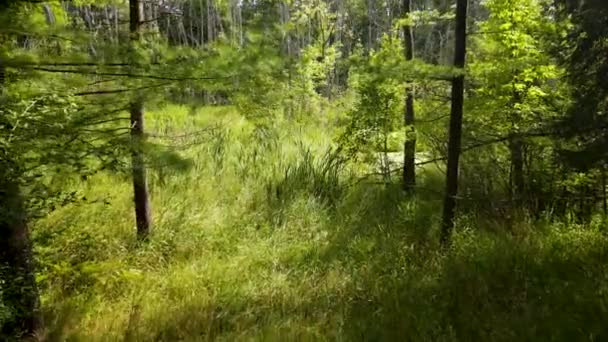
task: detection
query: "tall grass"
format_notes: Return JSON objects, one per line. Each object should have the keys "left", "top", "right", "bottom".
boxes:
{"left": 30, "top": 105, "right": 608, "bottom": 341}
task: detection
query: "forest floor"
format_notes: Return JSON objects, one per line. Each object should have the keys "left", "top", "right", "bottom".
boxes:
{"left": 32, "top": 105, "right": 608, "bottom": 341}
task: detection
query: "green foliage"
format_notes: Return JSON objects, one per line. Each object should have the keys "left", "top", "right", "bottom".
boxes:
{"left": 266, "top": 145, "right": 346, "bottom": 216}
{"left": 23, "top": 107, "right": 608, "bottom": 340}
{"left": 3, "top": 0, "right": 608, "bottom": 340}
{"left": 16, "top": 104, "right": 605, "bottom": 341}
{"left": 339, "top": 36, "right": 404, "bottom": 159}
{"left": 554, "top": 0, "right": 608, "bottom": 170}
{"left": 468, "top": 0, "right": 565, "bottom": 135}
{"left": 458, "top": 0, "right": 569, "bottom": 208}
{"left": 395, "top": 9, "right": 455, "bottom": 27}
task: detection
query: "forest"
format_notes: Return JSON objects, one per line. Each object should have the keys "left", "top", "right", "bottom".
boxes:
{"left": 1, "top": 0, "right": 608, "bottom": 340}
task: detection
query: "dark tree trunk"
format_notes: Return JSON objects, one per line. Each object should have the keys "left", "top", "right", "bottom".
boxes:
{"left": 510, "top": 136, "right": 525, "bottom": 205}
{"left": 367, "top": 0, "right": 373, "bottom": 51}
{"left": 402, "top": 0, "right": 416, "bottom": 192}
{"left": 0, "top": 180, "right": 43, "bottom": 340}
{"left": 130, "top": 101, "right": 151, "bottom": 239}
{"left": 0, "top": 57, "right": 43, "bottom": 341}
{"left": 509, "top": 61, "right": 525, "bottom": 208}
{"left": 440, "top": 0, "right": 468, "bottom": 246}
{"left": 603, "top": 167, "right": 607, "bottom": 219}
{"left": 129, "top": 0, "right": 143, "bottom": 37}
{"left": 130, "top": 0, "right": 151, "bottom": 239}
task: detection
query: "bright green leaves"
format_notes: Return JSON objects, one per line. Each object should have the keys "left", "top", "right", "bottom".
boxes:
{"left": 462, "top": 0, "right": 569, "bottom": 196}
{"left": 290, "top": 0, "right": 336, "bottom": 32}
{"left": 339, "top": 36, "right": 404, "bottom": 158}
{"left": 468, "top": 0, "right": 566, "bottom": 135}
{"left": 297, "top": 40, "right": 342, "bottom": 96}
{"left": 395, "top": 9, "right": 455, "bottom": 28}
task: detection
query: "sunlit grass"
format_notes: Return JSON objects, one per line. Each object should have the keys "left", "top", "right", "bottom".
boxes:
{"left": 32, "top": 105, "right": 608, "bottom": 341}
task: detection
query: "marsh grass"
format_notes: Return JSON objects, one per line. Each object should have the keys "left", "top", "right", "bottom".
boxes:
{"left": 31, "top": 105, "right": 608, "bottom": 341}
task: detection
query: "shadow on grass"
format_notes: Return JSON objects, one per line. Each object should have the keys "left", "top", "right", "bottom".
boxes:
{"left": 261, "top": 156, "right": 608, "bottom": 341}
{"left": 40, "top": 149, "right": 608, "bottom": 341}
{"left": 338, "top": 226, "right": 608, "bottom": 341}
{"left": 43, "top": 242, "right": 608, "bottom": 342}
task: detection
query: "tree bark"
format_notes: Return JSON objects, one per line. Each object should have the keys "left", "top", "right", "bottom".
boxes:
{"left": 0, "top": 59, "right": 43, "bottom": 339}
{"left": 510, "top": 136, "right": 525, "bottom": 205}
{"left": 603, "top": 167, "right": 607, "bottom": 219}
{"left": 130, "top": 101, "right": 152, "bottom": 239}
{"left": 200, "top": 0, "right": 205, "bottom": 46}
{"left": 207, "top": 0, "right": 213, "bottom": 44}
{"left": 402, "top": 0, "right": 416, "bottom": 192}
{"left": 509, "top": 16, "right": 525, "bottom": 209}
{"left": 129, "top": 0, "right": 151, "bottom": 239}
{"left": 440, "top": 0, "right": 468, "bottom": 247}
{"left": 367, "top": 0, "right": 373, "bottom": 51}
{"left": 0, "top": 179, "right": 43, "bottom": 340}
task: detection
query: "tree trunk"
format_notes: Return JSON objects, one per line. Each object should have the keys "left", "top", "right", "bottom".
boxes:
{"left": 0, "top": 56, "right": 43, "bottom": 341}
{"left": 603, "top": 167, "right": 607, "bottom": 219}
{"left": 509, "top": 35, "right": 524, "bottom": 209}
{"left": 130, "top": 0, "right": 151, "bottom": 239}
{"left": 367, "top": 0, "right": 372, "bottom": 51}
{"left": 402, "top": 0, "right": 416, "bottom": 192}
{"left": 130, "top": 101, "right": 152, "bottom": 239}
{"left": 510, "top": 136, "right": 525, "bottom": 205}
{"left": 188, "top": 0, "right": 195, "bottom": 46}
{"left": 200, "top": 0, "right": 205, "bottom": 46}
{"left": 0, "top": 179, "right": 43, "bottom": 340}
{"left": 207, "top": 0, "right": 213, "bottom": 43}
{"left": 440, "top": 0, "right": 468, "bottom": 246}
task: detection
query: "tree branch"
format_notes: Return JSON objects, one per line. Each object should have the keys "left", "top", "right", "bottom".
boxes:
{"left": 17, "top": 66, "right": 234, "bottom": 81}
{"left": 74, "top": 82, "right": 172, "bottom": 96}
{"left": 415, "top": 129, "right": 561, "bottom": 166}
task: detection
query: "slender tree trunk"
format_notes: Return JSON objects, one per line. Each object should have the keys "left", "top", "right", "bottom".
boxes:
{"left": 603, "top": 167, "right": 607, "bottom": 219}
{"left": 286, "top": 2, "right": 292, "bottom": 57}
{"left": 129, "top": 101, "right": 151, "bottom": 239}
{"left": 130, "top": 0, "right": 152, "bottom": 239}
{"left": 0, "top": 60, "right": 43, "bottom": 340}
{"left": 186, "top": 0, "right": 194, "bottom": 46}
{"left": 280, "top": 2, "right": 287, "bottom": 55}
{"left": 114, "top": 6, "right": 120, "bottom": 42}
{"left": 509, "top": 6, "right": 525, "bottom": 209}
{"left": 402, "top": 0, "right": 416, "bottom": 192}
{"left": 213, "top": 2, "right": 225, "bottom": 37}
{"left": 200, "top": 0, "right": 205, "bottom": 46}
{"left": 207, "top": 0, "right": 213, "bottom": 43}
{"left": 440, "top": 0, "right": 468, "bottom": 246}
{"left": 367, "top": 0, "right": 372, "bottom": 51}
{"left": 510, "top": 136, "right": 525, "bottom": 205}
{"left": 238, "top": 0, "right": 243, "bottom": 46}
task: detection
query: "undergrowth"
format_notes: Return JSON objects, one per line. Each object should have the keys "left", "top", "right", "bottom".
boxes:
{"left": 30, "top": 105, "right": 608, "bottom": 341}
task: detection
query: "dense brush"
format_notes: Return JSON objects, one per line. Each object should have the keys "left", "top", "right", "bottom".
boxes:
{"left": 25, "top": 105, "right": 608, "bottom": 341}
